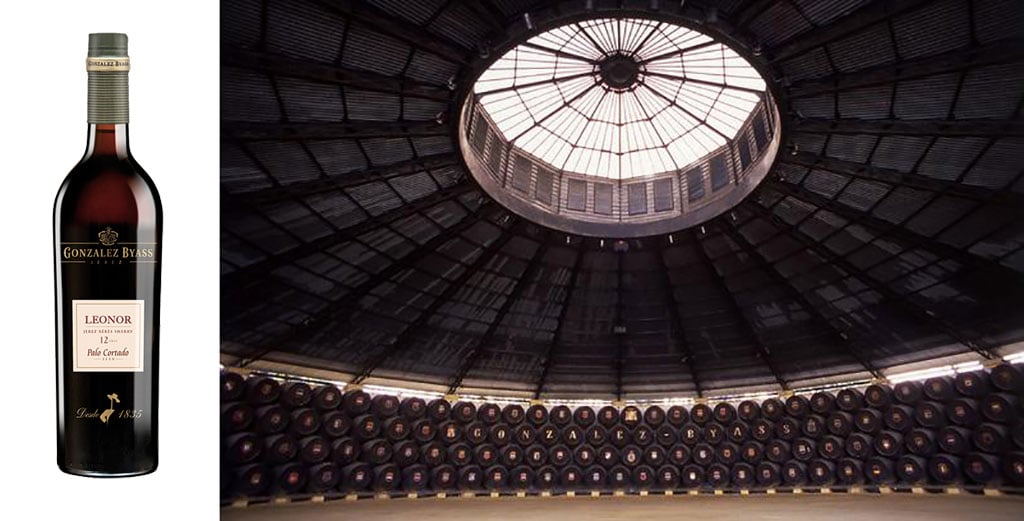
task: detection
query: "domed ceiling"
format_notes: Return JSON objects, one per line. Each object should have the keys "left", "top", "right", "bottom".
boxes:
{"left": 221, "top": 0, "right": 1024, "bottom": 400}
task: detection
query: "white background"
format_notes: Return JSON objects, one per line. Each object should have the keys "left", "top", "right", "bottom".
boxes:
{"left": 0, "top": 1, "right": 220, "bottom": 518}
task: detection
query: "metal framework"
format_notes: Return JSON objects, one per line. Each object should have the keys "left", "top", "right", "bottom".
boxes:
{"left": 717, "top": 219, "right": 883, "bottom": 379}
{"left": 768, "top": 0, "right": 933, "bottom": 63}
{"left": 734, "top": 0, "right": 779, "bottom": 32}
{"left": 691, "top": 229, "right": 790, "bottom": 390}
{"left": 745, "top": 201, "right": 996, "bottom": 360}
{"left": 788, "top": 39, "right": 1024, "bottom": 98}
{"left": 472, "top": 16, "right": 767, "bottom": 179}
{"left": 764, "top": 180, "right": 1023, "bottom": 281}
{"left": 782, "top": 152, "right": 1024, "bottom": 208}
{"left": 222, "top": 120, "right": 450, "bottom": 140}
{"left": 219, "top": 0, "right": 1024, "bottom": 397}
{"left": 657, "top": 239, "right": 703, "bottom": 397}
{"left": 314, "top": 0, "right": 469, "bottom": 64}
{"left": 231, "top": 205, "right": 497, "bottom": 366}
{"left": 792, "top": 118, "right": 1024, "bottom": 137}
{"left": 614, "top": 251, "right": 625, "bottom": 400}
{"left": 222, "top": 47, "right": 452, "bottom": 101}
{"left": 533, "top": 240, "right": 585, "bottom": 399}
{"left": 457, "top": 0, "right": 506, "bottom": 32}
{"left": 222, "top": 182, "right": 478, "bottom": 289}
{"left": 228, "top": 153, "right": 460, "bottom": 207}
{"left": 741, "top": 176, "right": 1021, "bottom": 325}
{"left": 445, "top": 232, "right": 552, "bottom": 394}
{"left": 349, "top": 219, "right": 528, "bottom": 384}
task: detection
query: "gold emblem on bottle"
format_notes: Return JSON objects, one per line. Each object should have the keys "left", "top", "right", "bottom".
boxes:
{"left": 100, "top": 393, "right": 120, "bottom": 424}
{"left": 98, "top": 226, "right": 119, "bottom": 246}
{"left": 75, "top": 391, "right": 143, "bottom": 422}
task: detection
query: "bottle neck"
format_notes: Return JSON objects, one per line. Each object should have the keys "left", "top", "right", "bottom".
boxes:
{"left": 85, "top": 124, "right": 130, "bottom": 158}
{"left": 87, "top": 68, "right": 129, "bottom": 125}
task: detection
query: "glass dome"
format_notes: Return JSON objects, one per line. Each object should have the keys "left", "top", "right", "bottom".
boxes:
{"left": 460, "top": 17, "right": 780, "bottom": 238}
{"left": 473, "top": 18, "right": 767, "bottom": 180}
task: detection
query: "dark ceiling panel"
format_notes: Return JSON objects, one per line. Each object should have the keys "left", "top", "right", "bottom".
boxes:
{"left": 266, "top": 0, "right": 347, "bottom": 63}
{"left": 890, "top": 0, "right": 970, "bottom": 60}
{"left": 221, "top": 68, "right": 282, "bottom": 122}
{"left": 221, "top": 0, "right": 262, "bottom": 49}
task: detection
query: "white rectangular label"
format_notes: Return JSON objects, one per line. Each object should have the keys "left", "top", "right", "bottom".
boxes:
{"left": 72, "top": 299, "right": 145, "bottom": 372}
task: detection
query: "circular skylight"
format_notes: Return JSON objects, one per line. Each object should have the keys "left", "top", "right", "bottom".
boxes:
{"left": 473, "top": 18, "right": 768, "bottom": 180}
{"left": 459, "top": 16, "right": 780, "bottom": 237}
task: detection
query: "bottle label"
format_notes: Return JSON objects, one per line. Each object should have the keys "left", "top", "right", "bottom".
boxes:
{"left": 72, "top": 299, "right": 145, "bottom": 372}
{"left": 60, "top": 226, "right": 158, "bottom": 264}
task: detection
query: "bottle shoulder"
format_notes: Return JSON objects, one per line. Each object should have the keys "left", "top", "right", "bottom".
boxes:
{"left": 55, "top": 154, "right": 160, "bottom": 225}
{"left": 59, "top": 153, "right": 158, "bottom": 190}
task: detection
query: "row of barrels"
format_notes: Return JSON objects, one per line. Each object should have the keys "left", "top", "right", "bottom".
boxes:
{"left": 228, "top": 451, "right": 1024, "bottom": 496}
{"left": 221, "top": 365, "right": 1024, "bottom": 497}
{"left": 225, "top": 425, "right": 1024, "bottom": 470}
{"left": 222, "top": 367, "right": 1021, "bottom": 429}
{"left": 224, "top": 401, "right": 1024, "bottom": 449}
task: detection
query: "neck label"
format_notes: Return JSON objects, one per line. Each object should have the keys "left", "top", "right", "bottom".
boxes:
{"left": 86, "top": 57, "right": 130, "bottom": 72}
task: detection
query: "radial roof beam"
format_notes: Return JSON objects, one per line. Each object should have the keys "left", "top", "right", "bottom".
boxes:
{"left": 788, "top": 39, "right": 1024, "bottom": 98}
{"left": 230, "top": 205, "right": 495, "bottom": 367}
{"left": 614, "top": 252, "right": 625, "bottom": 401}
{"left": 636, "top": 40, "right": 720, "bottom": 65}
{"left": 691, "top": 230, "right": 790, "bottom": 391}
{"left": 225, "top": 201, "right": 490, "bottom": 311}
{"left": 768, "top": 0, "right": 934, "bottom": 63}
{"left": 228, "top": 153, "right": 460, "bottom": 207}
{"left": 782, "top": 151, "right": 1024, "bottom": 209}
{"left": 507, "top": 82, "right": 602, "bottom": 143}
{"left": 792, "top": 118, "right": 1024, "bottom": 137}
{"left": 744, "top": 201, "right": 996, "bottom": 360}
{"left": 734, "top": 0, "right": 781, "bottom": 31}
{"left": 445, "top": 233, "right": 551, "bottom": 394}
{"left": 641, "top": 82, "right": 732, "bottom": 141}
{"left": 222, "top": 120, "right": 450, "bottom": 141}
{"left": 315, "top": 0, "right": 469, "bottom": 64}
{"left": 764, "top": 180, "right": 1024, "bottom": 281}
{"left": 522, "top": 41, "right": 599, "bottom": 65}
{"left": 533, "top": 241, "right": 585, "bottom": 399}
{"left": 644, "top": 71, "right": 767, "bottom": 96}
{"left": 350, "top": 219, "right": 527, "bottom": 384}
{"left": 717, "top": 219, "right": 883, "bottom": 380}
{"left": 456, "top": 0, "right": 506, "bottom": 32}
{"left": 474, "top": 71, "right": 594, "bottom": 97}
{"left": 222, "top": 47, "right": 452, "bottom": 101}
{"left": 657, "top": 239, "right": 703, "bottom": 397}
{"left": 222, "top": 182, "right": 478, "bottom": 289}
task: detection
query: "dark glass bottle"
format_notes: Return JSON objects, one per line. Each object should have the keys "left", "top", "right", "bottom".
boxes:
{"left": 54, "top": 33, "right": 161, "bottom": 477}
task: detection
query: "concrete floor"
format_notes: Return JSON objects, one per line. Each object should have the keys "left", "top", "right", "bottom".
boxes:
{"left": 222, "top": 494, "right": 1024, "bottom": 521}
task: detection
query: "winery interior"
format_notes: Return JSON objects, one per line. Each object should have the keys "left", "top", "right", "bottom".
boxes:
{"left": 220, "top": 0, "right": 1024, "bottom": 519}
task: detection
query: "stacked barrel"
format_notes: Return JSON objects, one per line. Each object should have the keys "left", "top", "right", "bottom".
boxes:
{"left": 221, "top": 365, "right": 1024, "bottom": 499}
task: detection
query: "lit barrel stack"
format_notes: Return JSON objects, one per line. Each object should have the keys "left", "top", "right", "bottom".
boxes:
{"left": 221, "top": 365, "right": 1024, "bottom": 500}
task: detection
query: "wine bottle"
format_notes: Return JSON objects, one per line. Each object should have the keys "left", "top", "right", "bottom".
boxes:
{"left": 54, "top": 33, "right": 161, "bottom": 477}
